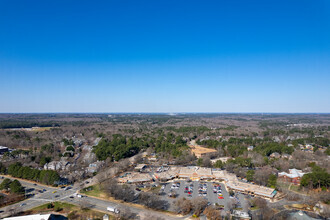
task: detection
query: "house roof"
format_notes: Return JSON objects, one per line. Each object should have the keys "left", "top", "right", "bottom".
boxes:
{"left": 3, "top": 214, "right": 51, "bottom": 220}
{"left": 278, "top": 169, "right": 305, "bottom": 178}
{"left": 135, "top": 164, "right": 147, "bottom": 169}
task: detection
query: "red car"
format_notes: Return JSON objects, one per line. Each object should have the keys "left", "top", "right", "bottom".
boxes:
{"left": 218, "top": 196, "right": 224, "bottom": 199}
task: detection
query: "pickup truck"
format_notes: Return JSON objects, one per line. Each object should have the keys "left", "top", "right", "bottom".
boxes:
{"left": 107, "top": 206, "right": 119, "bottom": 214}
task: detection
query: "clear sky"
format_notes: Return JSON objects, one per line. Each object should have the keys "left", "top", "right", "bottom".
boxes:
{"left": 1, "top": 0, "right": 330, "bottom": 113}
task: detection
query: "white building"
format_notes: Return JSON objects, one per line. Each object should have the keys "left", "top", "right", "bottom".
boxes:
{"left": 278, "top": 169, "right": 306, "bottom": 185}
{"left": 3, "top": 214, "right": 52, "bottom": 220}
{"left": 44, "top": 160, "right": 70, "bottom": 171}
{"left": 0, "top": 146, "right": 9, "bottom": 154}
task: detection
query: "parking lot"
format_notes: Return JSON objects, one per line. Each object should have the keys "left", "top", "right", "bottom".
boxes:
{"left": 160, "top": 180, "right": 231, "bottom": 209}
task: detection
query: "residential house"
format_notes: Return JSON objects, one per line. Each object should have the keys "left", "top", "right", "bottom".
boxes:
{"left": 269, "top": 152, "right": 281, "bottom": 159}
{"left": 87, "top": 161, "right": 104, "bottom": 173}
{"left": 300, "top": 144, "right": 314, "bottom": 153}
{"left": 231, "top": 210, "right": 251, "bottom": 220}
{"left": 278, "top": 169, "right": 306, "bottom": 185}
{"left": 247, "top": 146, "right": 254, "bottom": 151}
{"left": 0, "top": 146, "right": 9, "bottom": 154}
{"left": 281, "top": 153, "right": 292, "bottom": 160}
{"left": 44, "top": 160, "right": 70, "bottom": 171}
{"left": 134, "top": 164, "right": 147, "bottom": 172}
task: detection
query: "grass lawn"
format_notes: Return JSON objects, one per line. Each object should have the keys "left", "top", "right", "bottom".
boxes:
{"left": 148, "top": 185, "right": 161, "bottom": 193}
{"left": 277, "top": 182, "right": 302, "bottom": 194}
{"left": 81, "top": 184, "right": 107, "bottom": 199}
{"left": 289, "top": 184, "right": 300, "bottom": 192}
{"left": 32, "top": 202, "right": 74, "bottom": 212}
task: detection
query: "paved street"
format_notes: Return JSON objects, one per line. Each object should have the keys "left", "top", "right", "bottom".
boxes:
{"left": 0, "top": 176, "right": 183, "bottom": 219}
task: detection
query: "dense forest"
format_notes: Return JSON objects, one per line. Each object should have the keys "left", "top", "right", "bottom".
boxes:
{"left": 0, "top": 162, "right": 60, "bottom": 186}
{"left": 93, "top": 133, "right": 188, "bottom": 161}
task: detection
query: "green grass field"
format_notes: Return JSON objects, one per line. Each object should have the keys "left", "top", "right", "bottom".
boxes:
{"left": 81, "top": 184, "right": 105, "bottom": 198}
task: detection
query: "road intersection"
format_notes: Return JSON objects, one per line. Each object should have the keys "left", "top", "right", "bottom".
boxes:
{"left": 0, "top": 176, "right": 182, "bottom": 219}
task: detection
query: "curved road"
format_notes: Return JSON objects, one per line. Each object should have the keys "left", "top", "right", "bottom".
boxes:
{"left": 0, "top": 176, "right": 183, "bottom": 219}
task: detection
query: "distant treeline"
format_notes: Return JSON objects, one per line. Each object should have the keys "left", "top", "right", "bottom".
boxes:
{"left": 0, "top": 121, "right": 60, "bottom": 129}
{"left": 0, "top": 162, "right": 60, "bottom": 186}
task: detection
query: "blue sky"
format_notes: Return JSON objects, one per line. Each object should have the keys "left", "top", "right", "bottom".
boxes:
{"left": 1, "top": 0, "right": 330, "bottom": 113}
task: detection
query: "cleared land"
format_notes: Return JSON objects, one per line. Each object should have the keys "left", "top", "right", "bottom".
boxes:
{"left": 189, "top": 140, "right": 217, "bottom": 158}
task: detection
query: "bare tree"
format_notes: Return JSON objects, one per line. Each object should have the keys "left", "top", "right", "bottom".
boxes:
{"left": 118, "top": 206, "right": 137, "bottom": 220}
{"left": 253, "top": 166, "right": 274, "bottom": 186}
{"left": 191, "top": 198, "right": 208, "bottom": 217}
{"left": 202, "top": 157, "right": 212, "bottom": 167}
{"left": 174, "top": 197, "right": 192, "bottom": 215}
{"left": 253, "top": 197, "right": 274, "bottom": 220}
{"left": 226, "top": 198, "right": 235, "bottom": 211}
{"left": 203, "top": 206, "right": 222, "bottom": 220}
{"left": 248, "top": 152, "right": 266, "bottom": 167}
{"left": 321, "top": 204, "right": 330, "bottom": 219}
{"left": 140, "top": 213, "right": 165, "bottom": 220}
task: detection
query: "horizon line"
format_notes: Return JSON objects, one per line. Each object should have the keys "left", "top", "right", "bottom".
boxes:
{"left": 0, "top": 112, "right": 330, "bottom": 114}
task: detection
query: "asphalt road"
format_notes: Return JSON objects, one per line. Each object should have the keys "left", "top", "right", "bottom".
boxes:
{"left": 0, "top": 176, "right": 182, "bottom": 219}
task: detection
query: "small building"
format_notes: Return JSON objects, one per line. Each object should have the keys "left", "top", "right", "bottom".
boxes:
{"left": 117, "top": 172, "right": 153, "bottom": 183}
{"left": 0, "top": 146, "right": 9, "bottom": 154}
{"left": 269, "top": 152, "right": 281, "bottom": 159}
{"left": 281, "top": 153, "right": 292, "bottom": 160}
{"left": 231, "top": 210, "right": 251, "bottom": 220}
{"left": 278, "top": 169, "right": 306, "bottom": 185}
{"left": 87, "top": 161, "right": 104, "bottom": 173}
{"left": 134, "top": 164, "right": 147, "bottom": 172}
{"left": 148, "top": 155, "right": 157, "bottom": 162}
{"left": 247, "top": 146, "right": 254, "bottom": 151}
